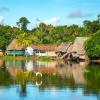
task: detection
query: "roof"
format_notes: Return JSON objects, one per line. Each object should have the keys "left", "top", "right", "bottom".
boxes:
{"left": 56, "top": 42, "right": 73, "bottom": 52}
{"left": 7, "top": 39, "right": 57, "bottom": 51}
{"left": 6, "top": 39, "right": 25, "bottom": 50}
{"left": 32, "top": 45, "right": 57, "bottom": 51}
{"left": 72, "top": 37, "right": 88, "bottom": 55}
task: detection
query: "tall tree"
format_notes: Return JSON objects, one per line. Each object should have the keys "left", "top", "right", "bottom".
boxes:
{"left": 83, "top": 20, "right": 100, "bottom": 34}
{"left": 97, "top": 14, "right": 100, "bottom": 23}
{"left": 17, "top": 17, "right": 30, "bottom": 31}
{"left": 0, "top": 25, "right": 18, "bottom": 50}
{"left": 17, "top": 32, "right": 32, "bottom": 47}
{"left": 67, "top": 24, "right": 79, "bottom": 36}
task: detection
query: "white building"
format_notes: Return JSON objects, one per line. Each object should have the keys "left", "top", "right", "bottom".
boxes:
{"left": 32, "top": 45, "right": 57, "bottom": 57}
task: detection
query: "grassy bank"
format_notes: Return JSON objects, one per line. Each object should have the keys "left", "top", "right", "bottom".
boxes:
{"left": 0, "top": 56, "right": 57, "bottom": 61}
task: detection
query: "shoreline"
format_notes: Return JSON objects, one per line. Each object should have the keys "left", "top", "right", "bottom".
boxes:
{"left": 90, "top": 60, "right": 100, "bottom": 63}
{"left": 0, "top": 56, "right": 100, "bottom": 63}
{"left": 0, "top": 56, "right": 57, "bottom": 61}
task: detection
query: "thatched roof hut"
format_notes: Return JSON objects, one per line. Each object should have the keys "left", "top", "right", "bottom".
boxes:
{"left": 56, "top": 42, "right": 73, "bottom": 53}
{"left": 6, "top": 39, "right": 25, "bottom": 50}
{"left": 56, "top": 37, "right": 88, "bottom": 60}
{"left": 6, "top": 39, "right": 57, "bottom": 56}
{"left": 72, "top": 37, "right": 88, "bottom": 55}
{"left": 6, "top": 39, "right": 25, "bottom": 56}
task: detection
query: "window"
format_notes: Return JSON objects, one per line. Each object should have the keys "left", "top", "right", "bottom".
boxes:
{"left": 40, "top": 50, "right": 46, "bottom": 53}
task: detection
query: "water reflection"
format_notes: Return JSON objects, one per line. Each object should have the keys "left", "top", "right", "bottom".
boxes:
{"left": 84, "top": 64, "right": 100, "bottom": 95}
{"left": 0, "top": 59, "right": 100, "bottom": 100}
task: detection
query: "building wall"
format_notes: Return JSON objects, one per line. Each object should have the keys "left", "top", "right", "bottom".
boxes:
{"left": 6, "top": 50, "right": 25, "bottom": 56}
{"left": 6, "top": 50, "right": 57, "bottom": 56}
{"left": 46, "top": 51, "right": 57, "bottom": 56}
{"left": 36, "top": 51, "right": 57, "bottom": 57}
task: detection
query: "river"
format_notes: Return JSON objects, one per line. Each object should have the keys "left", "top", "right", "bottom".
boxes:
{"left": 0, "top": 59, "right": 100, "bottom": 100}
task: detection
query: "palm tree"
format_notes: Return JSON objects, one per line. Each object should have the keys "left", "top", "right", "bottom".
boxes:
{"left": 17, "top": 32, "right": 32, "bottom": 47}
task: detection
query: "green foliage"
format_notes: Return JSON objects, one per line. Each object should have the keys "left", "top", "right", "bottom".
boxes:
{"left": 83, "top": 20, "right": 100, "bottom": 34}
{"left": 32, "top": 24, "right": 76, "bottom": 44}
{"left": 0, "top": 15, "right": 100, "bottom": 52}
{"left": 17, "top": 17, "right": 30, "bottom": 32}
{"left": 85, "top": 30, "right": 100, "bottom": 59}
{"left": 0, "top": 25, "right": 19, "bottom": 50}
{"left": 17, "top": 32, "right": 32, "bottom": 46}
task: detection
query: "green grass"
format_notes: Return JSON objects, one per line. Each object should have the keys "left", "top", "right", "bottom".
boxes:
{"left": 0, "top": 56, "right": 57, "bottom": 61}
{"left": 37, "top": 56, "right": 57, "bottom": 61}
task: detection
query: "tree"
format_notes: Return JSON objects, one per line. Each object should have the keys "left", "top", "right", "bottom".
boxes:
{"left": 67, "top": 24, "right": 79, "bottom": 36}
{"left": 32, "top": 23, "right": 53, "bottom": 44}
{"left": 17, "top": 32, "right": 32, "bottom": 47}
{"left": 0, "top": 15, "right": 100, "bottom": 51}
{"left": 97, "top": 14, "right": 100, "bottom": 23}
{"left": 83, "top": 15, "right": 100, "bottom": 35}
{"left": 17, "top": 17, "right": 30, "bottom": 31}
{"left": 0, "top": 25, "right": 18, "bottom": 50}
{"left": 85, "top": 30, "right": 100, "bottom": 59}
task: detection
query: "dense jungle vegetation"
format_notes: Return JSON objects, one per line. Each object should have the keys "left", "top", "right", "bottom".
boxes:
{"left": 0, "top": 15, "right": 100, "bottom": 59}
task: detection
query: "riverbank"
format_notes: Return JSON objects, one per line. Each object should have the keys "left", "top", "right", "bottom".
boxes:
{"left": 0, "top": 56, "right": 57, "bottom": 61}
{"left": 0, "top": 56, "right": 100, "bottom": 63}
{"left": 90, "top": 60, "right": 100, "bottom": 63}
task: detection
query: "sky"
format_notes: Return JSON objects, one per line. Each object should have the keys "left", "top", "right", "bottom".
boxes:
{"left": 0, "top": 0, "right": 100, "bottom": 28}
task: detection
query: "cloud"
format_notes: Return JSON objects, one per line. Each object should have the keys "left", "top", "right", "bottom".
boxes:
{"left": 0, "top": 16, "right": 4, "bottom": 24}
{"left": 43, "top": 17, "right": 60, "bottom": 26}
{"left": 68, "top": 10, "right": 92, "bottom": 18}
{"left": 0, "top": 7, "right": 9, "bottom": 13}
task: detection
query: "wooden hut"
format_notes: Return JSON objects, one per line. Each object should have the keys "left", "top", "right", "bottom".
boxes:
{"left": 6, "top": 39, "right": 25, "bottom": 56}
{"left": 56, "top": 37, "right": 88, "bottom": 61}
{"left": 56, "top": 42, "right": 73, "bottom": 58}
{"left": 71, "top": 37, "right": 88, "bottom": 60}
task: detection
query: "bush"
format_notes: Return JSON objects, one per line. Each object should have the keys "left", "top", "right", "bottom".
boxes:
{"left": 85, "top": 30, "right": 100, "bottom": 59}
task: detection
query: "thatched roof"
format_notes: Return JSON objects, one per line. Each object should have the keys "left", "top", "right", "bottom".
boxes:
{"left": 56, "top": 37, "right": 88, "bottom": 60}
{"left": 7, "top": 39, "right": 25, "bottom": 50}
{"left": 56, "top": 42, "right": 73, "bottom": 53}
{"left": 72, "top": 37, "right": 88, "bottom": 55}
{"left": 7, "top": 39, "right": 57, "bottom": 51}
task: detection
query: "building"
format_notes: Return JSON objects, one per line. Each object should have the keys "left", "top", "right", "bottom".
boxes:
{"left": 56, "top": 42, "right": 73, "bottom": 58}
{"left": 6, "top": 39, "right": 25, "bottom": 56}
{"left": 71, "top": 37, "right": 88, "bottom": 60}
{"left": 56, "top": 37, "right": 89, "bottom": 60}
{"left": 25, "top": 47, "right": 34, "bottom": 56}
{"left": 6, "top": 39, "right": 57, "bottom": 56}
{"left": 32, "top": 45, "right": 57, "bottom": 56}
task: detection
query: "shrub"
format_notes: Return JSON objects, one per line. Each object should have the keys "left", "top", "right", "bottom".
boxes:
{"left": 85, "top": 30, "right": 100, "bottom": 59}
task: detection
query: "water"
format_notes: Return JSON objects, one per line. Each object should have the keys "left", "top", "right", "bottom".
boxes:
{"left": 0, "top": 59, "right": 100, "bottom": 100}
